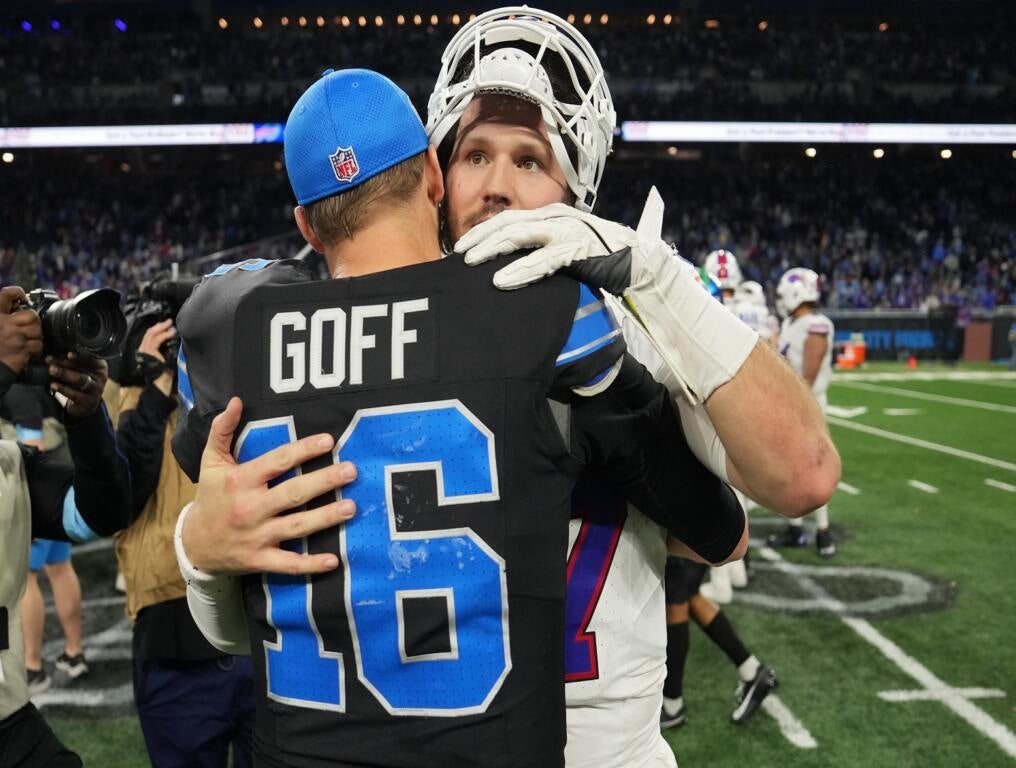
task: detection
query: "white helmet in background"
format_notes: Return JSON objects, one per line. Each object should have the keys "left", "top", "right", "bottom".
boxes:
{"left": 735, "top": 280, "right": 767, "bottom": 307}
{"left": 703, "top": 250, "right": 743, "bottom": 290}
{"left": 426, "top": 6, "right": 616, "bottom": 211}
{"left": 776, "top": 267, "right": 822, "bottom": 318}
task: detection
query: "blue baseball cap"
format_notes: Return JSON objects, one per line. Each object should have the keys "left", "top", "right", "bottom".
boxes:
{"left": 284, "top": 68, "right": 428, "bottom": 206}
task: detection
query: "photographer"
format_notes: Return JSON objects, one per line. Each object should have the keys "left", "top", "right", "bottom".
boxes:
{"left": 113, "top": 300, "right": 254, "bottom": 767}
{"left": 0, "top": 285, "right": 133, "bottom": 768}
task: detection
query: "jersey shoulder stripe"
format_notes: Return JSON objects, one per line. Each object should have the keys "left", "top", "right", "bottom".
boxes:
{"left": 557, "top": 284, "right": 622, "bottom": 366}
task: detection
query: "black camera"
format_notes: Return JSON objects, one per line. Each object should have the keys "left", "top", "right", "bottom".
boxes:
{"left": 25, "top": 287, "right": 127, "bottom": 359}
{"left": 110, "top": 275, "right": 199, "bottom": 387}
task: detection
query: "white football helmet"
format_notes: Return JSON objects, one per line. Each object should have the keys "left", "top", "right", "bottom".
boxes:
{"left": 776, "top": 267, "right": 821, "bottom": 318}
{"left": 735, "top": 280, "right": 767, "bottom": 307}
{"left": 703, "top": 250, "right": 743, "bottom": 290}
{"left": 426, "top": 7, "right": 616, "bottom": 211}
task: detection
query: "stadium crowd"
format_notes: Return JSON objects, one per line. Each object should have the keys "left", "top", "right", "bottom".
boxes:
{"left": 1, "top": 150, "right": 1011, "bottom": 310}
{"left": 1, "top": 10, "right": 1013, "bottom": 125}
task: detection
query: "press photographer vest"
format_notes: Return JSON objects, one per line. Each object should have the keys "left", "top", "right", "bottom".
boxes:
{"left": 0, "top": 440, "right": 32, "bottom": 720}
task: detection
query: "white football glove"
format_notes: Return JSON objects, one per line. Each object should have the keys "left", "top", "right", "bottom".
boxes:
{"left": 456, "top": 188, "right": 758, "bottom": 403}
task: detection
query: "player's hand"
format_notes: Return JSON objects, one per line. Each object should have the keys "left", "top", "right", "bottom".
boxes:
{"left": 138, "top": 319, "right": 176, "bottom": 363}
{"left": 0, "top": 286, "right": 43, "bottom": 374}
{"left": 47, "top": 352, "right": 108, "bottom": 419}
{"left": 181, "top": 397, "right": 358, "bottom": 576}
{"left": 456, "top": 187, "right": 678, "bottom": 295}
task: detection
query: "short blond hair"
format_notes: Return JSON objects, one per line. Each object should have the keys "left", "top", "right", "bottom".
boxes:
{"left": 304, "top": 151, "right": 426, "bottom": 245}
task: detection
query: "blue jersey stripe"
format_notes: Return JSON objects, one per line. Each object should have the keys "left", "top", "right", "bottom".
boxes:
{"left": 177, "top": 343, "right": 195, "bottom": 412}
{"left": 557, "top": 284, "right": 621, "bottom": 367}
{"left": 206, "top": 257, "right": 273, "bottom": 277}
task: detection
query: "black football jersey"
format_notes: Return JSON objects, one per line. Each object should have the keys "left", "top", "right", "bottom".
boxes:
{"left": 172, "top": 255, "right": 743, "bottom": 768}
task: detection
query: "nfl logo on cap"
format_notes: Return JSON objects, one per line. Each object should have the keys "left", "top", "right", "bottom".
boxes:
{"left": 330, "top": 146, "right": 359, "bottom": 183}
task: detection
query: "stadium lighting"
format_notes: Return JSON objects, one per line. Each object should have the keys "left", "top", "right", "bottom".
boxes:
{"left": 878, "top": 22, "right": 889, "bottom": 32}
{"left": 316, "top": 16, "right": 326, "bottom": 27}
{"left": 663, "top": 14, "right": 674, "bottom": 25}
{"left": 2, "top": 152, "right": 14, "bottom": 164}
{"left": 705, "top": 19, "right": 720, "bottom": 29}
{"left": 218, "top": 18, "right": 228, "bottom": 30}
{"left": 341, "top": 16, "right": 351, "bottom": 27}
{"left": 431, "top": 14, "right": 439, "bottom": 25}
{"left": 281, "top": 16, "right": 289, "bottom": 26}
{"left": 873, "top": 148, "right": 885, "bottom": 159}
{"left": 273, "top": 159, "right": 283, "bottom": 171}
{"left": 940, "top": 148, "right": 952, "bottom": 159}
{"left": 452, "top": 14, "right": 461, "bottom": 25}
{"left": 397, "top": 14, "right": 405, "bottom": 25}
{"left": 583, "top": 14, "right": 592, "bottom": 25}
{"left": 758, "top": 20, "right": 769, "bottom": 31}
{"left": 667, "top": 146, "right": 678, "bottom": 156}
{"left": 805, "top": 147, "right": 817, "bottom": 158}
{"left": 567, "top": 14, "right": 576, "bottom": 24}
{"left": 298, "top": 16, "right": 307, "bottom": 27}
{"left": 120, "top": 162, "right": 131, "bottom": 173}
{"left": 51, "top": 20, "right": 61, "bottom": 30}
{"left": 21, "top": 21, "right": 32, "bottom": 32}
{"left": 413, "top": 14, "right": 422, "bottom": 25}
{"left": 374, "top": 16, "right": 383, "bottom": 27}
{"left": 253, "top": 17, "right": 263, "bottom": 28}
{"left": 647, "top": 14, "right": 656, "bottom": 25}
{"left": 358, "top": 16, "right": 367, "bottom": 27}
{"left": 1012, "top": 149, "right": 1016, "bottom": 159}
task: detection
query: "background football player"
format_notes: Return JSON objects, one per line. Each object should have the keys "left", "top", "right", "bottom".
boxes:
{"left": 770, "top": 267, "right": 837, "bottom": 557}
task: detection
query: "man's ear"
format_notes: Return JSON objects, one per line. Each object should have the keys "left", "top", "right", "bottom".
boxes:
{"left": 294, "top": 205, "right": 327, "bottom": 253}
{"left": 424, "top": 145, "right": 445, "bottom": 205}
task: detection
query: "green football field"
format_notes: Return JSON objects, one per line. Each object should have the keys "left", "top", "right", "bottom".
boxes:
{"left": 41, "top": 362, "right": 1016, "bottom": 767}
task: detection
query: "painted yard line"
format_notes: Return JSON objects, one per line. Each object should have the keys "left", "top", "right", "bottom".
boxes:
{"left": 35, "top": 683, "right": 135, "bottom": 709}
{"left": 977, "top": 379, "right": 1016, "bottom": 390}
{"left": 45, "top": 594, "right": 124, "bottom": 617}
{"left": 985, "top": 478, "right": 1016, "bottom": 493}
{"left": 760, "top": 695, "right": 818, "bottom": 749}
{"left": 753, "top": 545, "right": 1016, "bottom": 760}
{"left": 837, "top": 481, "right": 861, "bottom": 495}
{"left": 908, "top": 479, "right": 939, "bottom": 494}
{"left": 826, "top": 417, "right": 1016, "bottom": 473}
{"left": 879, "top": 688, "right": 1006, "bottom": 703}
{"left": 72, "top": 538, "right": 113, "bottom": 556}
{"left": 834, "top": 380, "right": 1016, "bottom": 414}
{"left": 834, "top": 371, "right": 1016, "bottom": 383}
{"left": 883, "top": 408, "right": 920, "bottom": 416}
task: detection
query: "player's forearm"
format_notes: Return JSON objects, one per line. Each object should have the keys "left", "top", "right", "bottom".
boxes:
{"left": 704, "top": 340, "right": 840, "bottom": 517}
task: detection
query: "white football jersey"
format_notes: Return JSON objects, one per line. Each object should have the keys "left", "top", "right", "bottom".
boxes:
{"left": 564, "top": 495, "right": 672, "bottom": 768}
{"left": 779, "top": 311, "right": 834, "bottom": 407}
{"left": 563, "top": 312, "right": 679, "bottom": 768}
{"left": 733, "top": 300, "right": 779, "bottom": 341}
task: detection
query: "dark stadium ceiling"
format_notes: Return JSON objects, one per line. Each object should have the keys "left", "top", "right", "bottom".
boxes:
{"left": 21, "top": 0, "right": 981, "bottom": 13}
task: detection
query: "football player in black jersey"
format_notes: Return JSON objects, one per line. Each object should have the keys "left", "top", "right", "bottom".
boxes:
{"left": 172, "top": 69, "right": 745, "bottom": 768}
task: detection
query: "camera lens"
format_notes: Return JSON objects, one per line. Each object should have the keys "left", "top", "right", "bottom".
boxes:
{"left": 38, "top": 288, "right": 127, "bottom": 358}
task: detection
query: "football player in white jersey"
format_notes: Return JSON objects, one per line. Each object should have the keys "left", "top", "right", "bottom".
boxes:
{"left": 734, "top": 281, "right": 780, "bottom": 349}
{"left": 771, "top": 268, "right": 836, "bottom": 557}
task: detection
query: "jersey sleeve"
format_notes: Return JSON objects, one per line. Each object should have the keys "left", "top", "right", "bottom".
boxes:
{"left": 552, "top": 283, "right": 626, "bottom": 394}
{"left": 807, "top": 317, "right": 832, "bottom": 336}
{"left": 569, "top": 354, "right": 745, "bottom": 563}
{"left": 171, "top": 257, "right": 318, "bottom": 482}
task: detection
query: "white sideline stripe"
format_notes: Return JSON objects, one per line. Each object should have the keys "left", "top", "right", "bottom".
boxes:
{"left": 837, "top": 481, "right": 861, "bottom": 496}
{"left": 45, "top": 594, "right": 124, "bottom": 617}
{"left": 35, "top": 683, "right": 134, "bottom": 709}
{"left": 879, "top": 688, "right": 1007, "bottom": 702}
{"left": 834, "top": 380, "right": 1016, "bottom": 414}
{"left": 72, "top": 538, "right": 113, "bottom": 555}
{"left": 907, "top": 479, "right": 939, "bottom": 494}
{"left": 883, "top": 408, "right": 921, "bottom": 416}
{"left": 753, "top": 546, "right": 1016, "bottom": 759}
{"left": 834, "top": 371, "right": 1016, "bottom": 383}
{"left": 985, "top": 478, "right": 1016, "bottom": 493}
{"left": 760, "top": 695, "right": 818, "bottom": 749}
{"left": 826, "top": 417, "right": 1016, "bottom": 473}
